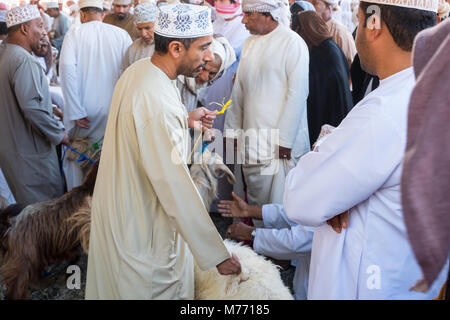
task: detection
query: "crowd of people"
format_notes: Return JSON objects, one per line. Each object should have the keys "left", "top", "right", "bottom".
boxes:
{"left": 0, "top": 0, "right": 449, "bottom": 300}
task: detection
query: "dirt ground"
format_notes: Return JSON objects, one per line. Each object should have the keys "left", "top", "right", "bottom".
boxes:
{"left": 0, "top": 212, "right": 295, "bottom": 300}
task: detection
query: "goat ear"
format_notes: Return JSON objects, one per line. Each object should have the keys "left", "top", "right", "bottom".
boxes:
{"left": 212, "top": 163, "right": 236, "bottom": 184}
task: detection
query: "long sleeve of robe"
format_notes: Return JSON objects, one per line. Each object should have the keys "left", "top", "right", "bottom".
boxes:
{"left": 86, "top": 59, "right": 230, "bottom": 300}
{"left": 253, "top": 204, "right": 313, "bottom": 300}
{"left": 253, "top": 204, "right": 313, "bottom": 260}
{"left": 282, "top": 67, "right": 448, "bottom": 299}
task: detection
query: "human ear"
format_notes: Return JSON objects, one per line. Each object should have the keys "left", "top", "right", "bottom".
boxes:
{"left": 168, "top": 41, "right": 185, "bottom": 59}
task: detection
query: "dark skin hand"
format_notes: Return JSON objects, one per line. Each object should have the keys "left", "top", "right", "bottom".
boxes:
{"left": 277, "top": 145, "right": 291, "bottom": 160}
{"left": 216, "top": 253, "right": 242, "bottom": 275}
{"left": 226, "top": 222, "right": 256, "bottom": 242}
{"left": 218, "top": 192, "right": 262, "bottom": 220}
{"left": 327, "top": 211, "right": 349, "bottom": 233}
{"left": 188, "top": 107, "right": 217, "bottom": 132}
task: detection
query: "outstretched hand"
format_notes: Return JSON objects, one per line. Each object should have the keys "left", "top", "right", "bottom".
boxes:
{"left": 217, "top": 192, "right": 249, "bottom": 218}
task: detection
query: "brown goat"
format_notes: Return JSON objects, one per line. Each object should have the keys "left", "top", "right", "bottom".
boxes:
{"left": 0, "top": 162, "right": 98, "bottom": 300}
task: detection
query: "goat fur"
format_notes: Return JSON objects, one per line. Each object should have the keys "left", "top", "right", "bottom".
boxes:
{"left": 0, "top": 163, "right": 98, "bottom": 300}
{"left": 194, "top": 240, "right": 294, "bottom": 300}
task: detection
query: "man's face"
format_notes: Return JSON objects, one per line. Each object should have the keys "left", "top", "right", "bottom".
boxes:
{"left": 114, "top": 4, "right": 130, "bottom": 20}
{"left": 34, "top": 35, "right": 50, "bottom": 57}
{"left": 137, "top": 22, "right": 154, "bottom": 44}
{"left": 46, "top": 8, "right": 59, "bottom": 18}
{"left": 26, "top": 18, "right": 49, "bottom": 54}
{"left": 355, "top": 6, "right": 376, "bottom": 75}
{"left": 195, "top": 59, "right": 221, "bottom": 85}
{"left": 241, "top": 12, "right": 270, "bottom": 35}
{"left": 177, "top": 35, "right": 214, "bottom": 78}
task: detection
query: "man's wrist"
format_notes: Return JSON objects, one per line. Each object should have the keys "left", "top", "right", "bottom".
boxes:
{"left": 247, "top": 205, "right": 263, "bottom": 220}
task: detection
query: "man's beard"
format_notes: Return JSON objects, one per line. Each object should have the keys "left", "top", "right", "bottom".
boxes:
{"left": 117, "top": 13, "right": 126, "bottom": 20}
{"left": 177, "top": 61, "right": 205, "bottom": 78}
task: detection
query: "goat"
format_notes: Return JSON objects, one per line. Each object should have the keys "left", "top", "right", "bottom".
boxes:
{"left": 195, "top": 240, "right": 294, "bottom": 300}
{"left": 0, "top": 163, "right": 98, "bottom": 300}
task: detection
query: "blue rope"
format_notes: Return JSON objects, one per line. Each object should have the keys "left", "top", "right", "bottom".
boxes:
{"left": 59, "top": 145, "right": 95, "bottom": 194}
{"left": 64, "top": 145, "right": 96, "bottom": 164}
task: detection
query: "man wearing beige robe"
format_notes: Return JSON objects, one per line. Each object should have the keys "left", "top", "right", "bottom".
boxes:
{"left": 86, "top": 4, "right": 241, "bottom": 300}
{"left": 103, "top": 0, "right": 139, "bottom": 40}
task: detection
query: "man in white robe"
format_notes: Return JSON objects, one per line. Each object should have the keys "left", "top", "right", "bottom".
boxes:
{"left": 59, "top": 0, "right": 132, "bottom": 189}
{"left": 283, "top": 0, "right": 448, "bottom": 299}
{"left": 119, "top": 1, "right": 156, "bottom": 74}
{"left": 86, "top": 3, "right": 241, "bottom": 300}
{"left": 224, "top": 0, "right": 310, "bottom": 209}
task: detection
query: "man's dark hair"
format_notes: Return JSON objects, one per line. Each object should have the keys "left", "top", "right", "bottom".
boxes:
{"left": 154, "top": 33, "right": 196, "bottom": 54}
{"left": 359, "top": 1, "right": 436, "bottom": 51}
{"left": 80, "top": 6, "right": 104, "bottom": 14}
{"left": 7, "top": 20, "right": 30, "bottom": 34}
{"left": 0, "top": 22, "right": 7, "bottom": 36}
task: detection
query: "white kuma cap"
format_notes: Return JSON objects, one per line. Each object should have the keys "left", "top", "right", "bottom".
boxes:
{"left": 360, "top": 0, "right": 439, "bottom": 12}
{"left": 154, "top": 4, "right": 213, "bottom": 38}
{"left": 5, "top": 4, "right": 41, "bottom": 28}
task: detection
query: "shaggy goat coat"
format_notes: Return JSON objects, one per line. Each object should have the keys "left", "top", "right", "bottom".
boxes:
{"left": 0, "top": 163, "right": 98, "bottom": 300}
{"left": 194, "top": 240, "right": 293, "bottom": 300}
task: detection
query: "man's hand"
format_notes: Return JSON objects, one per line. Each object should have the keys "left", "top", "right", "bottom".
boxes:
{"left": 277, "top": 145, "right": 291, "bottom": 160}
{"left": 75, "top": 116, "right": 91, "bottom": 129}
{"left": 53, "top": 106, "right": 63, "bottom": 120}
{"left": 327, "top": 211, "right": 349, "bottom": 234}
{"left": 218, "top": 192, "right": 249, "bottom": 218}
{"left": 60, "top": 133, "right": 69, "bottom": 145}
{"left": 225, "top": 222, "right": 256, "bottom": 242}
{"left": 188, "top": 107, "right": 217, "bottom": 132}
{"left": 216, "top": 253, "right": 241, "bottom": 275}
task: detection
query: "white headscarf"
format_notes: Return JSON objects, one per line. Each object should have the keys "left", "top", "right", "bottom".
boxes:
{"left": 242, "top": 0, "right": 290, "bottom": 27}
{"left": 210, "top": 36, "right": 236, "bottom": 82}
